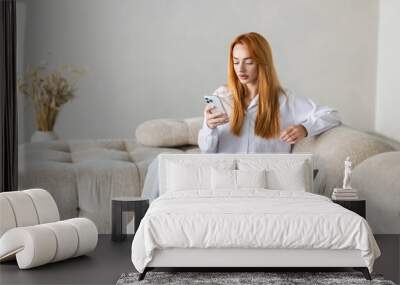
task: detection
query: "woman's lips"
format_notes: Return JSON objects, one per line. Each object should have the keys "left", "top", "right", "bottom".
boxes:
{"left": 239, "top": 75, "right": 248, "bottom": 79}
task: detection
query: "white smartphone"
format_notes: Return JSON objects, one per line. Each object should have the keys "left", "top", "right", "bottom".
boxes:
{"left": 204, "top": 95, "right": 227, "bottom": 114}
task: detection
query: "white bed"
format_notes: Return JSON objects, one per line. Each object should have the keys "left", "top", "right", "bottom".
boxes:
{"left": 131, "top": 153, "right": 380, "bottom": 280}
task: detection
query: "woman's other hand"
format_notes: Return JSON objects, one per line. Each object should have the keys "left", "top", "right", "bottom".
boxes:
{"left": 280, "top": 125, "right": 308, "bottom": 144}
{"left": 204, "top": 104, "right": 229, "bottom": 129}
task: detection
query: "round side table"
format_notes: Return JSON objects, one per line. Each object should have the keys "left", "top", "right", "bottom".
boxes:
{"left": 111, "top": 197, "right": 149, "bottom": 242}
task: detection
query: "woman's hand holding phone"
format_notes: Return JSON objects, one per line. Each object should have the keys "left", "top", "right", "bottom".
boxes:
{"left": 204, "top": 104, "right": 229, "bottom": 129}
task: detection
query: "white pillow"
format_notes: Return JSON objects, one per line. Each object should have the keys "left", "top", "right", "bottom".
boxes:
{"left": 166, "top": 160, "right": 234, "bottom": 191}
{"left": 237, "top": 159, "right": 309, "bottom": 191}
{"left": 211, "top": 168, "right": 267, "bottom": 190}
{"left": 211, "top": 168, "right": 236, "bottom": 190}
{"left": 237, "top": 169, "right": 267, "bottom": 189}
{"left": 267, "top": 163, "right": 306, "bottom": 191}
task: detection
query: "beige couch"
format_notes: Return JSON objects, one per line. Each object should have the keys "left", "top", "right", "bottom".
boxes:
{"left": 18, "top": 117, "right": 400, "bottom": 234}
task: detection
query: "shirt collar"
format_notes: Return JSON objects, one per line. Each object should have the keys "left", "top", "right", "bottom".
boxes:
{"left": 247, "top": 94, "right": 259, "bottom": 110}
{"left": 247, "top": 93, "right": 286, "bottom": 110}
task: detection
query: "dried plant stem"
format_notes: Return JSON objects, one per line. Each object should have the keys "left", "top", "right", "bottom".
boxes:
{"left": 18, "top": 63, "right": 86, "bottom": 132}
{"left": 31, "top": 98, "right": 59, "bottom": 131}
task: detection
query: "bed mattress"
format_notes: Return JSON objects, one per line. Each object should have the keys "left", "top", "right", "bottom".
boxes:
{"left": 131, "top": 189, "right": 380, "bottom": 273}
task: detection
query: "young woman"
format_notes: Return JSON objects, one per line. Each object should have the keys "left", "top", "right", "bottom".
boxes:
{"left": 142, "top": 32, "right": 341, "bottom": 200}
{"left": 198, "top": 32, "right": 340, "bottom": 153}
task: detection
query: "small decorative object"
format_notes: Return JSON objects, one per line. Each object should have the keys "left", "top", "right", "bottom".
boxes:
{"left": 332, "top": 156, "right": 358, "bottom": 200}
{"left": 30, "top": 130, "right": 59, "bottom": 142}
{"left": 342, "top": 156, "right": 352, "bottom": 189}
{"left": 17, "top": 60, "right": 86, "bottom": 142}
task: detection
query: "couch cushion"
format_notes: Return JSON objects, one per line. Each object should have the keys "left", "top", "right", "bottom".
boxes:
{"left": 18, "top": 138, "right": 201, "bottom": 234}
{"left": 135, "top": 117, "right": 203, "bottom": 147}
{"left": 293, "top": 125, "right": 396, "bottom": 196}
{"left": 352, "top": 151, "right": 400, "bottom": 234}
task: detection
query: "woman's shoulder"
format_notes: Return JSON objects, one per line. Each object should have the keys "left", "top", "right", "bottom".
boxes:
{"left": 280, "top": 89, "right": 320, "bottom": 114}
{"left": 279, "top": 88, "right": 290, "bottom": 106}
{"left": 280, "top": 88, "right": 309, "bottom": 106}
{"left": 281, "top": 88, "right": 295, "bottom": 100}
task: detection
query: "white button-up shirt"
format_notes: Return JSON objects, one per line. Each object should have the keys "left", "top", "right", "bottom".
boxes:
{"left": 198, "top": 86, "right": 341, "bottom": 154}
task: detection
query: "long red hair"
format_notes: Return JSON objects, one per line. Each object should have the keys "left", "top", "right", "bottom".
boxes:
{"left": 227, "top": 32, "right": 286, "bottom": 139}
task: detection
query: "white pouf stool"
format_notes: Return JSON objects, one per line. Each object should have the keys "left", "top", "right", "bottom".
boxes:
{"left": 0, "top": 189, "right": 98, "bottom": 269}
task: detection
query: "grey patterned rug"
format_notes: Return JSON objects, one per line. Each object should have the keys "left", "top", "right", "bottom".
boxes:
{"left": 116, "top": 271, "right": 396, "bottom": 285}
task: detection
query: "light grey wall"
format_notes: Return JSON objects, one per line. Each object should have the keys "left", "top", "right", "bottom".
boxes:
{"left": 17, "top": 0, "right": 379, "bottom": 143}
{"left": 375, "top": 0, "right": 400, "bottom": 142}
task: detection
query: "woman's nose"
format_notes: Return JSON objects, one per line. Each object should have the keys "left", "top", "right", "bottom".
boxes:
{"left": 238, "top": 62, "right": 246, "bottom": 72}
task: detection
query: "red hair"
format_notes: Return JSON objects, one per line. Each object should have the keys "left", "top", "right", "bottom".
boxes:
{"left": 227, "top": 32, "right": 286, "bottom": 139}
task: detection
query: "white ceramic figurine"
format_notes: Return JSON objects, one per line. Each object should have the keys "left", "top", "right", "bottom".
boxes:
{"left": 342, "top": 156, "right": 352, "bottom": 189}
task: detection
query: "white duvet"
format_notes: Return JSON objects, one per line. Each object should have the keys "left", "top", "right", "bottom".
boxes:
{"left": 131, "top": 190, "right": 380, "bottom": 273}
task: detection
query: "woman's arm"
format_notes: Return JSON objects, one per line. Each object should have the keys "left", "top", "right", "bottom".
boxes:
{"left": 198, "top": 85, "right": 231, "bottom": 153}
{"left": 198, "top": 117, "right": 219, "bottom": 153}
{"left": 289, "top": 93, "right": 341, "bottom": 137}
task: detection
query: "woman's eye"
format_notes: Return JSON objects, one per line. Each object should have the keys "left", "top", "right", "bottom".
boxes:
{"left": 233, "top": 62, "right": 239, "bottom": 65}
{"left": 246, "top": 62, "right": 254, "bottom": 65}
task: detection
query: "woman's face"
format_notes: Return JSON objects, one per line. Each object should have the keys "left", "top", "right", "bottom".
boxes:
{"left": 232, "top": 43, "right": 258, "bottom": 85}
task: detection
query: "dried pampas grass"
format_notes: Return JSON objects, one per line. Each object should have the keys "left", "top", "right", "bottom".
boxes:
{"left": 18, "top": 63, "right": 86, "bottom": 131}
